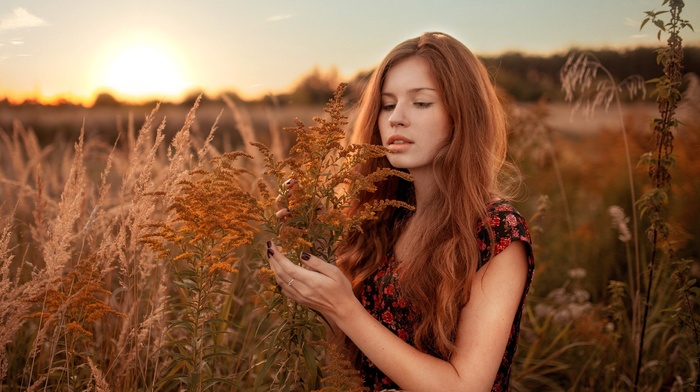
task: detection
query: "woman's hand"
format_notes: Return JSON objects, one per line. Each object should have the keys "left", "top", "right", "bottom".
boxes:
{"left": 274, "top": 178, "right": 326, "bottom": 222}
{"left": 266, "top": 241, "right": 355, "bottom": 321}
{"left": 274, "top": 178, "right": 295, "bottom": 221}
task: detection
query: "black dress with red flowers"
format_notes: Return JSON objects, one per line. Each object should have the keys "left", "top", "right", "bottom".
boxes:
{"left": 358, "top": 200, "right": 534, "bottom": 391}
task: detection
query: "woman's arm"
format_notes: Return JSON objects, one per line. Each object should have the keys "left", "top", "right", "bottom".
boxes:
{"left": 267, "top": 240, "right": 528, "bottom": 392}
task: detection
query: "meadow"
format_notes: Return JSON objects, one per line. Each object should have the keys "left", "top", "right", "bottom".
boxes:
{"left": 1, "top": 5, "right": 699, "bottom": 392}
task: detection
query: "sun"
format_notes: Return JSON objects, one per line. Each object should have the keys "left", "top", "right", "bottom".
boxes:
{"left": 101, "top": 45, "right": 190, "bottom": 101}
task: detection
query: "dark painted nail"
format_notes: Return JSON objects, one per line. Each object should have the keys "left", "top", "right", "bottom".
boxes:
{"left": 266, "top": 240, "right": 272, "bottom": 248}
{"left": 267, "top": 249, "right": 274, "bottom": 258}
{"left": 301, "top": 252, "right": 311, "bottom": 261}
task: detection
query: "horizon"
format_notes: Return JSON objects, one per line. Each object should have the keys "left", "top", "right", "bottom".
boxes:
{"left": 1, "top": 43, "right": 693, "bottom": 108}
{"left": 1, "top": 1, "right": 698, "bottom": 106}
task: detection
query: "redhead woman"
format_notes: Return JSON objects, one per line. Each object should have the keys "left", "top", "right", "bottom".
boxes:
{"left": 267, "top": 32, "right": 534, "bottom": 392}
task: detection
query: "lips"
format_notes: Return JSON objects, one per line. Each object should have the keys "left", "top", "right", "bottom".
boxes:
{"left": 386, "top": 134, "right": 413, "bottom": 153}
{"left": 386, "top": 134, "right": 413, "bottom": 146}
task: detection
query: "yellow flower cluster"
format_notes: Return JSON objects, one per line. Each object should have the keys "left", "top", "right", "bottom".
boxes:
{"left": 139, "top": 84, "right": 412, "bottom": 390}
{"left": 24, "top": 256, "right": 126, "bottom": 340}
{"left": 255, "top": 83, "right": 413, "bottom": 264}
{"left": 143, "top": 151, "right": 262, "bottom": 275}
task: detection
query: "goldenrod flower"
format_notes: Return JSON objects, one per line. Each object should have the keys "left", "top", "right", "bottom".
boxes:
{"left": 255, "top": 83, "right": 413, "bottom": 264}
{"left": 24, "top": 255, "right": 125, "bottom": 340}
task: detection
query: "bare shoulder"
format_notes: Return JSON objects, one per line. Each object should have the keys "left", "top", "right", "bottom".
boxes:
{"left": 476, "top": 240, "right": 528, "bottom": 297}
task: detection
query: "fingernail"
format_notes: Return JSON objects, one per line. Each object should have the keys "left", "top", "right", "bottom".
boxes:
{"left": 267, "top": 249, "right": 274, "bottom": 258}
{"left": 301, "top": 252, "right": 310, "bottom": 261}
{"left": 266, "top": 240, "right": 272, "bottom": 248}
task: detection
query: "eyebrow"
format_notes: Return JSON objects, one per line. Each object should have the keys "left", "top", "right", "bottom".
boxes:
{"left": 381, "top": 87, "right": 438, "bottom": 96}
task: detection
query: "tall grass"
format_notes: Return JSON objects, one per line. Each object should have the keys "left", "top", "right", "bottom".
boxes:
{"left": 1, "top": 3, "right": 699, "bottom": 390}
{"left": 1, "top": 86, "right": 698, "bottom": 392}
{"left": 509, "top": 1, "right": 699, "bottom": 390}
{"left": 636, "top": 1, "right": 698, "bottom": 389}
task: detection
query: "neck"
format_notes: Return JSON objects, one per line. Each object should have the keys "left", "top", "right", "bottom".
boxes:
{"left": 408, "top": 168, "right": 437, "bottom": 214}
{"left": 395, "top": 170, "right": 436, "bottom": 261}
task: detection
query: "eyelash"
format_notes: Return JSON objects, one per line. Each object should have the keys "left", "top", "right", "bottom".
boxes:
{"left": 381, "top": 102, "right": 433, "bottom": 111}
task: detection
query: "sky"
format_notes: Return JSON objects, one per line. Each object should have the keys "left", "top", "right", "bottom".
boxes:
{"left": 0, "top": 0, "right": 698, "bottom": 105}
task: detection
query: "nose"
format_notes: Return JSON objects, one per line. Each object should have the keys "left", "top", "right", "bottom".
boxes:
{"left": 388, "top": 103, "right": 408, "bottom": 127}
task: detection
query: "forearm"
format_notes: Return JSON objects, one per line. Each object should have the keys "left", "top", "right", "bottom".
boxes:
{"left": 323, "top": 317, "right": 346, "bottom": 347}
{"left": 266, "top": 240, "right": 524, "bottom": 391}
{"left": 332, "top": 300, "right": 487, "bottom": 392}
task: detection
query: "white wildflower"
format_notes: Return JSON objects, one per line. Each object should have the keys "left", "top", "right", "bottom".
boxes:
{"left": 567, "top": 268, "right": 587, "bottom": 280}
{"left": 608, "top": 205, "right": 632, "bottom": 243}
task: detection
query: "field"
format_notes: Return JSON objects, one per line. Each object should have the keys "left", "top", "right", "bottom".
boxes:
{"left": 1, "top": 26, "right": 700, "bottom": 392}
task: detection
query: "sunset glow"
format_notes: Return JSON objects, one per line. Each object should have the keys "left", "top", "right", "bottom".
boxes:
{"left": 0, "top": 2, "right": 698, "bottom": 105}
{"left": 99, "top": 45, "right": 191, "bottom": 102}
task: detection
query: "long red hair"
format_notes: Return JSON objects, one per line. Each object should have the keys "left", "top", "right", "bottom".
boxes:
{"left": 338, "top": 32, "right": 512, "bottom": 359}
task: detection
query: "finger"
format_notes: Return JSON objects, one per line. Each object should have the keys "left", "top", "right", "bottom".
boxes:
{"left": 275, "top": 179, "right": 296, "bottom": 209}
{"left": 265, "top": 243, "right": 287, "bottom": 283}
{"left": 268, "top": 243, "right": 325, "bottom": 283}
{"left": 275, "top": 208, "right": 290, "bottom": 220}
{"left": 275, "top": 194, "right": 286, "bottom": 208}
{"left": 284, "top": 178, "right": 296, "bottom": 189}
{"left": 299, "top": 251, "right": 337, "bottom": 276}
{"left": 266, "top": 242, "right": 306, "bottom": 287}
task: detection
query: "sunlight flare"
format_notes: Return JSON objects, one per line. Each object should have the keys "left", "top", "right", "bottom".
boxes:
{"left": 100, "top": 45, "right": 190, "bottom": 100}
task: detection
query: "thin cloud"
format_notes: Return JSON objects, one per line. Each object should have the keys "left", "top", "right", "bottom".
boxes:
{"left": 0, "top": 7, "right": 47, "bottom": 31}
{"left": 266, "top": 14, "right": 294, "bottom": 22}
{"left": 624, "top": 17, "right": 640, "bottom": 28}
{"left": 630, "top": 34, "right": 649, "bottom": 39}
{"left": 10, "top": 40, "right": 24, "bottom": 45}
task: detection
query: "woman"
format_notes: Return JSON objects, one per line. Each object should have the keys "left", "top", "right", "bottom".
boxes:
{"left": 267, "top": 32, "right": 534, "bottom": 391}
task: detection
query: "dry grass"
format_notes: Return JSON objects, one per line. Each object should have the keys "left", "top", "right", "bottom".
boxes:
{"left": 0, "top": 72, "right": 699, "bottom": 390}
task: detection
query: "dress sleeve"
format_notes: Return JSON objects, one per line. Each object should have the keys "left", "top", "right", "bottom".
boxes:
{"left": 477, "top": 201, "right": 534, "bottom": 272}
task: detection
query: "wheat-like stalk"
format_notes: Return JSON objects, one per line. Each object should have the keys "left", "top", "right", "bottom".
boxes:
{"left": 560, "top": 52, "right": 646, "bottom": 352}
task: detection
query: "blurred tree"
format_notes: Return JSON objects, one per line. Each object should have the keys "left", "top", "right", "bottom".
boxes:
{"left": 92, "top": 92, "right": 122, "bottom": 107}
{"left": 286, "top": 66, "right": 339, "bottom": 105}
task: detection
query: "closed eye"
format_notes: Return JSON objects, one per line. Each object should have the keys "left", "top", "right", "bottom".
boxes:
{"left": 381, "top": 103, "right": 396, "bottom": 111}
{"left": 414, "top": 102, "right": 433, "bottom": 108}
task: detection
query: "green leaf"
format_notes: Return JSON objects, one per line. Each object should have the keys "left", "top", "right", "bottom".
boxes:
{"left": 202, "top": 349, "right": 236, "bottom": 362}
{"left": 202, "top": 377, "right": 236, "bottom": 391}
{"left": 654, "top": 19, "right": 666, "bottom": 31}
{"left": 188, "top": 371, "right": 201, "bottom": 392}
{"left": 167, "top": 319, "right": 197, "bottom": 334}
{"left": 253, "top": 319, "right": 290, "bottom": 390}
{"left": 302, "top": 343, "right": 319, "bottom": 389}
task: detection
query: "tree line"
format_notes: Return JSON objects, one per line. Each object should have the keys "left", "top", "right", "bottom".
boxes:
{"left": 2, "top": 46, "right": 697, "bottom": 108}
{"left": 263, "top": 46, "right": 700, "bottom": 105}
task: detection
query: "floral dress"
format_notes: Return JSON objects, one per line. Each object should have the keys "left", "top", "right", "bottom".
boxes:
{"left": 358, "top": 200, "right": 534, "bottom": 391}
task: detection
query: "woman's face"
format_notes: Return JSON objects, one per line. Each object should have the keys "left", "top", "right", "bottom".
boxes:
{"left": 378, "top": 56, "right": 452, "bottom": 174}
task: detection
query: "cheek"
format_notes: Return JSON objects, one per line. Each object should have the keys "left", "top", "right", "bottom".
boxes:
{"left": 435, "top": 113, "right": 453, "bottom": 143}
{"left": 430, "top": 121, "right": 452, "bottom": 153}
{"left": 441, "top": 127, "right": 453, "bottom": 145}
{"left": 377, "top": 116, "right": 390, "bottom": 145}
{"left": 426, "top": 139, "right": 447, "bottom": 157}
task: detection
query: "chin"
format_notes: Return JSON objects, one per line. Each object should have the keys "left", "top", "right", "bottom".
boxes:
{"left": 386, "top": 158, "right": 406, "bottom": 169}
